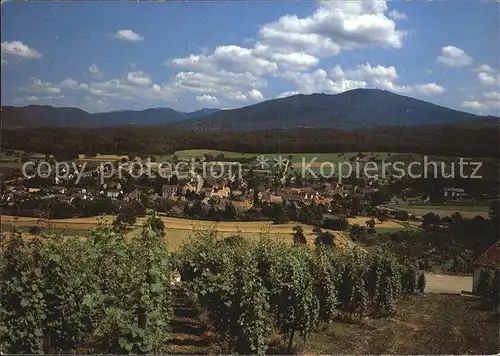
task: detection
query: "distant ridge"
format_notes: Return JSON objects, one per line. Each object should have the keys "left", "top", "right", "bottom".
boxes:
{"left": 2, "top": 89, "right": 497, "bottom": 129}
{"left": 0, "top": 105, "right": 221, "bottom": 128}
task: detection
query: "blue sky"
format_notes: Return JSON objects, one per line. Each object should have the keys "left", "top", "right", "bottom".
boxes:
{"left": 2, "top": 1, "right": 499, "bottom": 115}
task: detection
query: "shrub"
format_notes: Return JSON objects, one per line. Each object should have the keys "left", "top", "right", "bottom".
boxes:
{"left": 417, "top": 273, "right": 426, "bottom": 293}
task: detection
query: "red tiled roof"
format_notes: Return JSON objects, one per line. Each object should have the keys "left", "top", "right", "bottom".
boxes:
{"left": 474, "top": 241, "right": 500, "bottom": 269}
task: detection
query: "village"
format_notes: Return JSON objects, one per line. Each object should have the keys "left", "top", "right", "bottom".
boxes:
{"left": 0, "top": 152, "right": 487, "bottom": 229}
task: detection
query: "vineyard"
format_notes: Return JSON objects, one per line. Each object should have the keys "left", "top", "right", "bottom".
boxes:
{"left": 0, "top": 212, "right": 431, "bottom": 354}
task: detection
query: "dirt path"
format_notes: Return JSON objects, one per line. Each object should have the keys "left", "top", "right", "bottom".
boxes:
{"left": 424, "top": 273, "right": 472, "bottom": 294}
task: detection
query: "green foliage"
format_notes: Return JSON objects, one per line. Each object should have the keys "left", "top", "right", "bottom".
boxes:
{"left": 417, "top": 272, "right": 426, "bottom": 293}
{"left": 292, "top": 225, "right": 307, "bottom": 245}
{"left": 315, "top": 231, "right": 335, "bottom": 247}
{"left": 0, "top": 221, "right": 173, "bottom": 354}
{"left": 338, "top": 248, "right": 369, "bottom": 318}
{"left": 401, "top": 261, "right": 419, "bottom": 296}
{"left": 477, "top": 269, "right": 499, "bottom": 309}
{"left": 177, "top": 233, "right": 419, "bottom": 353}
{"left": 1, "top": 223, "right": 423, "bottom": 354}
{"left": 176, "top": 231, "right": 271, "bottom": 355}
{"left": 267, "top": 247, "right": 320, "bottom": 353}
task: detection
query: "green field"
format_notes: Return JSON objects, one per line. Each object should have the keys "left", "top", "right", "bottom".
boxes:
{"left": 170, "top": 149, "right": 500, "bottom": 177}
{"left": 173, "top": 149, "right": 391, "bottom": 162}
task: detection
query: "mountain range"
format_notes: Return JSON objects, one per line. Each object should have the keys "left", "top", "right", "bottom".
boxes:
{"left": 2, "top": 89, "right": 497, "bottom": 130}
{"left": 0, "top": 106, "right": 221, "bottom": 128}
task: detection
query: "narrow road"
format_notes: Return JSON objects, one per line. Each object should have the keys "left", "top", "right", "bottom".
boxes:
{"left": 424, "top": 273, "right": 472, "bottom": 294}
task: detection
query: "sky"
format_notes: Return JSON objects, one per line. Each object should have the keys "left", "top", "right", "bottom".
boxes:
{"left": 1, "top": 1, "right": 499, "bottom": 115}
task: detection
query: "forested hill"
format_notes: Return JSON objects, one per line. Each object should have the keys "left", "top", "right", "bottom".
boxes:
{"left": 0, "top": 105, "right": 220, "bottom": 128}
{"left": 174, "top": 89, "right": 493, "bottom": 131}
{"left": 2, "top": 89, "right": 497, "bottom": 130}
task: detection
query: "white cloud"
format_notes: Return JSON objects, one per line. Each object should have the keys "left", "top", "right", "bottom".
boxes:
{"left": 282, "top": 68, "right": 368, "bottom": 94}
{"left": 276, "top": 91, "right": 300, "bottom": 99}
{"left": 436, "top": 46, "right": 472, "bottom": 67}
{"left": 248, "top": 89, "right": 264, "bottom": 101}
{"left": 413, "top": 83, "right": 446, "bottom": 95}
{"left": 474, "top": 64, "right": 495, "bottom": 73}
{"left": 461, "top": 91, "right": 500, "bottom": 114}
{"left": 13, "top": 95, "right": 65, "bottom": 105}
{"left": 60, "top": 78, "right": 88, "bottom": 90}
{"left": 24, "top": 77, "right": 62, "bottom": 94}
{"left": 171, "top": 69, "right": 266, "bottom": 101}
{"left": 88, "top": 64, "right": 101, "bottom": 79}
{"left": 388, "top": 10, "right": 407, "bottom": 20}
{"left": 478, "top": 72, "right": 498, "bottom": 86}
{"left": 196, "top": 95, "right": 219, "bottom": 104}
{"left": 171, "top": 45, "right": 278, "bottom": 76}
{"left": 166, "top": 1, "right": 406, "bottom": 103}
{"left": 112, "top": 29, "right": 144, "bottom": 42}
{"left": 127, "top": 71, "right": 152, "bottom": 86}
{"left": 259, "top": 1, "right": 405, "bottom": 57}
{"left": 1, "top": 41, "right": 42, "bottom": 59}
{"left": 483, "top": 91, "right": 500, "bottom": 101}
{"left": 88, "top": 78, "right": 175, "bottom": 101}
{"left": 21, "top": 74, "right": 177, "bottom": 104}
{"left": 282, "top": 63, "right": 445, "bottom": 96}
{"left": 461, "top": 101, "right": 487, "bottom": 110}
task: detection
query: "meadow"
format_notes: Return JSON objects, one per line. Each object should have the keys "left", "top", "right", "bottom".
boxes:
{"left": 0, "top": 215, "right": 353, "bottom": 251}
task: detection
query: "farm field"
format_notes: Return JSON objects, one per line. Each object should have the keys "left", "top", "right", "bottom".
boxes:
{"left": 77, "top": 154, "right": 128, "bottom": 162}
{"left": 174, "top": 149, "right": 391, "bottom": 163}
{"left": 389, "top": 204, "right": 490, "bottom": 218}
{"left": 0, "top": 215, "right": 353, "bottom": 251}
{"left": 171, "top": 149, "right": 500, "bottom": 177}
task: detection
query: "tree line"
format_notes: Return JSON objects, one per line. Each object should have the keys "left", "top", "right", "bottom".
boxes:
{"left": 3, "top": 124, "right": 498, "bottom": 158}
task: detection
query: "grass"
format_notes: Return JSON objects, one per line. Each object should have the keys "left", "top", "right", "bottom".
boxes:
{"left": 302, "top": 294, "right": 499, "bottom": 355}
{"left": 173, "top": 150, "right": 391, "bottom": 163}
{"left": 373, "top": 226, "right": 421, "bottom": 234}
{"left": 396, "top": 203, "right": 491, "bottom": 211}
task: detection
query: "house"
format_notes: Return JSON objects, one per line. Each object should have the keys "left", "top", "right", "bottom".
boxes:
{"left": 211, "top": 185, "right": 231, "bottom": 199}
{"left": 231, "top": 200, "right": 253, "bottom": 213}
{"left": 103, "top": 181, "right": 122, "bottom": 190}
{"left": 125, "top": 189, "right": 142, "bottom": 202}
{"left": 284, "top": 193, "right": 303, "bottom": 202}
{"left": 51, "top": 186, "right": 67, "bottom": 195}
{"left": 106, "top": 189, "right": 122, "bottom": 200}
{"left": 472, "top": 241, "right": 500, "bottom": 294}
{"left": 181, "top": 182, "right": 198, "bottom": 194}
{"left": 231, "top": 190, "right": 243, "bottom": 197}
{"left": 313, "top": 197, "right": 333, "bottom": 206}
{"left": 162, "top": 185, "right": 178, "bottom": 198}
{"left": 167, "top": 205, "right": 184, "bottom": 217}
{"left": 199, "top": 187, "right": 213, "bottom": 197}
{"left": 443, "top": 187, "right": 467, "bottom": 199}
{"left": 355, "top": 186, "right": 379, "bottom": 196}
